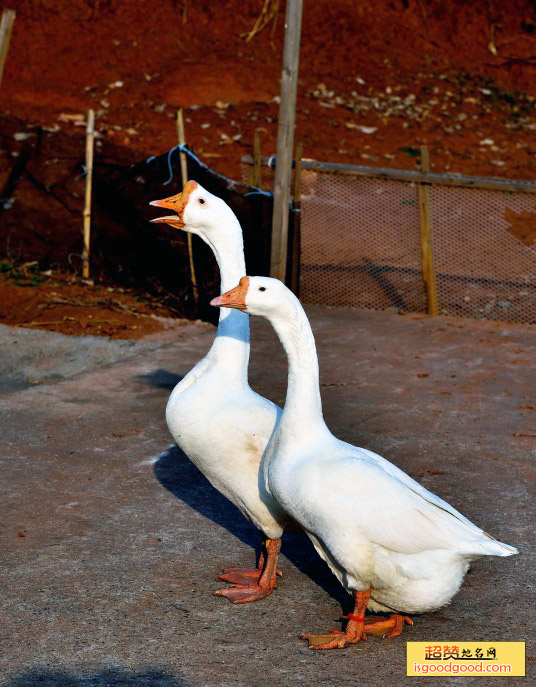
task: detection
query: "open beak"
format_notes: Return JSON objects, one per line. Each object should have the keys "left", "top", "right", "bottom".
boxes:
{"left": 210, "top": 277, "right": 250, "bottom": 311}
{"left": 149, "top": 180, "right": 198, "bottom": 229}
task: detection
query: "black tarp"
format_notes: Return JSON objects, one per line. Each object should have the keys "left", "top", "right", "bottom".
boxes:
{"left": 92, "top": 145, "right": 299, "bottom": 322}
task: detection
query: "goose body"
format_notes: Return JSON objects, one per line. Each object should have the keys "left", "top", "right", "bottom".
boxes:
{"left": 267, "top": 434, "right": 514, "bottom": 614}
{"left": 165, "top": 352, "right": 283, "bottom": 537}
{"left": 151, "top": 184, "right": 287, "bottom": 602}
{"left": 212, "top": 276, "right": 518, "bottom": 647}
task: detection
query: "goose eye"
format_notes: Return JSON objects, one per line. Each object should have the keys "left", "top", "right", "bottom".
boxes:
{"left": 198, "top": 198, "right": 206, "bottom": 205}
{"left": 259, "top": 286, "right": 266, "bottom": 292}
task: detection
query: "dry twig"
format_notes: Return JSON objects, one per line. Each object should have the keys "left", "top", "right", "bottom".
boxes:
{"left": 39, "top": 294, "right": 146, "bottom": 318}
{"left": 242, "top": 0, "right": 280, "bottom": 42}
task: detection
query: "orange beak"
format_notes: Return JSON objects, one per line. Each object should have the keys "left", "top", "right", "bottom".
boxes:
{"left": 210, "top": 277, "right": 250, "bottom": 311}
{"left": 149, "top": 180, "right": 198, "bottom": 229}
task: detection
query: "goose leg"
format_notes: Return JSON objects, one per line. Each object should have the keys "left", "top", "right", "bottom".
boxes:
{"left": 301, "top": 590, "right": 413, "bottom": 649}
{"left": 218, "top": 545, "right": 283, "bottom": 585}
{"left": 217, "top": 543, "right": 267, "bottom": 585}
{"left": 301, "top": 589, "right": 371, "bottom": 649}
{"left": 213, "top": 538, "right": 281, "bottom": 604}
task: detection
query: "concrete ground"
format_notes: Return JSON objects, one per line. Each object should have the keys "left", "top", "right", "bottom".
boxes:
{"left": 0, "top": 324, "right": 168, "bottom": 393}
{"left": 1, "top": 307, "right": 533, "bottom": 687}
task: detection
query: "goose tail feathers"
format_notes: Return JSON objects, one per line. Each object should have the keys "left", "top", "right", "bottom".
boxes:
{"left": 460, "top": 538, "right": 518, "bottom": 558}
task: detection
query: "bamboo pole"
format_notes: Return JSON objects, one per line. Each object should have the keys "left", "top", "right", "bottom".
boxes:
{"left": 176, "top": 109, "right": 189, "bottom": 189}
{"left": 253, "top": 130, "right": 262, "bottom": 187}
{"left": 176, "top": 108, "right": 198, "bottom": 304}
{"left": 417, "top": 145, "right": 438, "bottom": 316}
{"left": 270, "top": 0, "right": 303, "bottom": 281}
{"left": 82, "top": 109, "right": 95, "bottom": 280}
{"left": 247, "top": 161, "right": 255, "bottom": 186}
{"left": 0, "top": 9, "right": 15, "bottom": 91}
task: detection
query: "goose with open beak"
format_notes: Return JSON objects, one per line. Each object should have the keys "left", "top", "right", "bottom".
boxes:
{"left": 149, "top": 183, "right": 288, "bottom": 604}
{"left": 149, "top": 180, "right": 199, "bottom": 229}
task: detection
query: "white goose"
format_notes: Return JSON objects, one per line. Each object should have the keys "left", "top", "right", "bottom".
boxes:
{"left": 150, "top": 182, "right": 288, "bottom": 603}
{"left": 212, "top": 276, "right": 518, "bottom": 648}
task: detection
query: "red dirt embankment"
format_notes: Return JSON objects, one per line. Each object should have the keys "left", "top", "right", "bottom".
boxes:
{"left": 3, "top": 0, "right": 536, "bottom": 178}
{"left": 0, "top": 0, "right": 535, "bottom": 338}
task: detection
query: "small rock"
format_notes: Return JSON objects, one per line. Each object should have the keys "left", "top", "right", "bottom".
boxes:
{"left": 13, "top": 132, "right": 33, "bottom": 141}
{"left": 58, "top": 113, "right": 85, "bottom": 123}
{"left": 345, "top": 123, "right": 377, "bottom": 134}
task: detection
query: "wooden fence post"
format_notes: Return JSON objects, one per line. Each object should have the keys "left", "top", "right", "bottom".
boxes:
{"left": 0, "top": 9, "right": 15, "bottom": 91}
{"left": 270, "top": 0, "right": 303, "bottom": 281}
{"left": 287, "top": 140, "right": 302, "bottom": 296}
{"left": 418, "top": 145, "right": 438, "bottom": 315}
{"left": 176, "top": 108, "right": 198, "bottom": 304}
{"left": 82, "top": 109, "right": 95, "bottom": 280}
{"left": 293, "top": 141, "right": 302, "bottom": 202}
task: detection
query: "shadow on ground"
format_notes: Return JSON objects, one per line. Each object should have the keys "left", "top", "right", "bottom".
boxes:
{"left": 136, "top": 369, "right": 183, "bottom": 391}
{"left": 154, "top": 445, "right": 350, "bottom": 611}
{"left": 5, "top": 668, "right": 187, "bottom": 687}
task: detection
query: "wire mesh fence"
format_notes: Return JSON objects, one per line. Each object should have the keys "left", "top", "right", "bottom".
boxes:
{"left": 429, "top": 184, "right": 536, "bottom": 323}
{"left": 299, "top": 171, "right": 536, "bottom": 324}
{"left": 243, "top": 156, "right": 536, "bottom": 325}
{"left": 300, "top": 172, "right": 427, "bottom": 313}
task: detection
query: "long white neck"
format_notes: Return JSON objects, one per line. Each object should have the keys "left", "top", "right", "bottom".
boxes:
{"left": 200, "top": 220, "right": 250, "bottom": 379}
{"left": 269, "top": 297, "right": 326, "bottom": 438}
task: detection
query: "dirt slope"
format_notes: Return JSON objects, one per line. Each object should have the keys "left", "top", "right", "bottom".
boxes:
{"left": 2, "top": 0, "right": 536, "bottom": 179}
{"left": 1, "top": 0, "right": 535, "bottom": 338}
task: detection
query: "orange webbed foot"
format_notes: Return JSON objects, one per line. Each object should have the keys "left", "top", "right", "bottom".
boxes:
{"left": 213, "top": 583, "right": 274, "bottom": 604}
{"left": 217, "top": 565, "right": 282, "bottom": 586}
{"left": 214, "top": 538, "right": 281, "bottom": 604}
{"left": 300, "top": 629, "right": 366, "bottom": 650}
{"left": 363, "top": 614, "right": 413, "bottom": 639}
{"left": 217, "top": 568, "right": 262, "bottom": 585}
{"left": 299, "top": 590, "right": 413, "bottom": 650}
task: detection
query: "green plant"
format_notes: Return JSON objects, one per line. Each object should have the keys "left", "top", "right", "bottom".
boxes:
{"left": 0, "top": 260, "right": 45, "bottom": 287}
{"left": 399, "top": 146, "right": 421, "bottom": 158}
